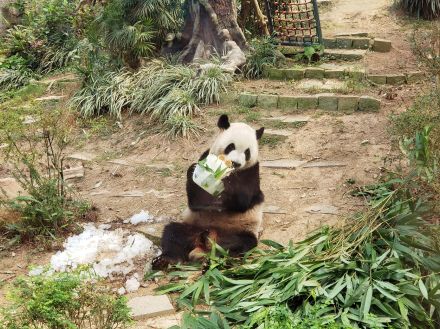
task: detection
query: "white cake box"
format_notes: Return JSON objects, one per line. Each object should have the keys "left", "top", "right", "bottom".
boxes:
{"left": 193, "top": 154, "right": 233, "bottom": 196}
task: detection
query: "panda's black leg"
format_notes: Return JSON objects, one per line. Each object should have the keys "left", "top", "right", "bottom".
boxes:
{"left": 217, "top": 230, "right": 258, "bottom": 256}
{"left": 152, "top": 222, "right": 200, "bottom": 270}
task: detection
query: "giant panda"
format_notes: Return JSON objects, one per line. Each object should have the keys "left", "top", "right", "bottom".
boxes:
{"left": 152, "top": 114, "right": 265, "bottom": 270}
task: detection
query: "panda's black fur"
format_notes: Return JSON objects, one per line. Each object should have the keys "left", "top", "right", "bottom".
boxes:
{"left": 152, "top": 115, "right": 264, "bottom": 270}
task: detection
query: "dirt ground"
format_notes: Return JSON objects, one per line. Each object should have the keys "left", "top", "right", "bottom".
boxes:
{"left": 0, "top": 0, "right": 431, "bottom": 327}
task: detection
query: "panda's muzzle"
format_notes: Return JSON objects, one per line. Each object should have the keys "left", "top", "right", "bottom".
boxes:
{"left": 232, "top": 161, "right": 241, "bottom": 168}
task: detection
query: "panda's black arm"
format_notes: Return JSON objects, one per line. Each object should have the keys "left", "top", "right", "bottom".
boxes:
{"left": 186, "top": 155, "right": 224, "bottom": 211}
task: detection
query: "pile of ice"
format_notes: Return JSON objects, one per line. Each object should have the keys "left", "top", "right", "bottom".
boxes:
{"left": 50, "top": 224, "right": 154, "bottom": 278}
{"left": 124, "top": 210, "right": 154, "bottom": 225}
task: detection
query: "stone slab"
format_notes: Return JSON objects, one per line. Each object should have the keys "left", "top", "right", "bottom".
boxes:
{"left": 334, "top": 31, "right": 369, "bottom": 37}
{"left": 406, "top": 71, "right": 425, "bottom": 83}
{"left": 368, "top": 75, "right": 387, "bottom": 84}
{"left": 323, "top": 38, "right": 337, "bottom": 48}
{"left": 302, "top": 161, "right": 347, "bottom": 168}
{"left": 264, "top": 205, "right": 287, "bottom": 214}
{"left": 336, "top": 37, "right": 353, "bottom": 49}
{"left": 372, "top": 38, "right": 392, "bottom": 52}
{"left": 318, "top": 95, "right": 338, "bottom": 111}
{"left": 386, "top": 74, "right": 406, "bottom": 85}
{"left": 265, "top": 129, "right": 293, "bottom": 137}
{"left": 64, "top": 166, "right": 85, "bottom": 180}
{"left": 239, "top": 93, "right": 258, "bottom": 107}
{"left": 324, "top": 49, "right": 366, "bottom": 61}
{"left": 265, "top": 115, "right": 311, "bottom": 123}
{"left": 284, "top": 68, "right": 305, "bottom": 80}
{"left": 338, "top": 96, "right": 359, "bottom": 112}
{"left": 324, "top": 69, "right": 345, "bottom": 79}
{"left": 68, "top": 152, "right": 96, "bottom": 162}
{"left": 257, "top": 94, "right": 279, "bottom": 108}
{"left": 297, "top": 96, "right": 318, "bottom": 110}
{"left": 35, "top": 95, "right": 66, "bottom": 101}
{"left": 305, "top": 204, "right": 339, "bottom": 215}
{"left": 261, "top": 159, "right": 307, "bottom": 169}
{"left": 352, "top": 37, "right": 371, "bottom": 49}
{"left": 266, "top": 67, "right": 285, "bottom": 80}
{"left": 305, "top": 68, "right": 325, "bottom": 79}
{"left": 127, "top": 295, "right": 174, "bottom": 320}
{"left": 278, "top": 96, "right": 298, "bottom": 111}
{"left": 358, "top": 96, "right": 380, "bottom": 112}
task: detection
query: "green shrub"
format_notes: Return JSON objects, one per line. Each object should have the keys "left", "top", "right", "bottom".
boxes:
{"left": 164, "top": 115, "right": 203, "bottom": 139}
{"left": 242, "top": 37, "right": 279, "bottom": 79}
{"left": 396, "top": 0, "right": 440, "bottom": 19}
{"left": 0, "top": 109, "right": 89, "bottom": 242}
{"left": 0, "top": 269, "right": 132, "bottom": 329}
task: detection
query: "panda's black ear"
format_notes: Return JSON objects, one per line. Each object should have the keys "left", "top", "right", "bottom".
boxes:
{"left": 218, "top": 114, "right": 230, "bottom": 130}
{"left": 256, "top": 127, "right": 265, "bottom": 140}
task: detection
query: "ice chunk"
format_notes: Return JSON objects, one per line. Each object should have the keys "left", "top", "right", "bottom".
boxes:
{"left": 50, "top": 224, "right": 154, "bottom": 278}
{"left": 127, "top": 210, "right": 154, "bottom": 225}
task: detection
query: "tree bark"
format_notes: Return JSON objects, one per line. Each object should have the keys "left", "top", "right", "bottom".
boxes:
{"left": 175, "top": 0, "right": 247, "bottom": 72}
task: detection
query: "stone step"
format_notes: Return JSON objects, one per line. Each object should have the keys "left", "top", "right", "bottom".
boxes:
{"left": 264, "top": 128, "right": 294, "bottom": 137}
{"left": 263, "top": 65, "right": 425, "bottom": 85}
{"left": 323, "top": 37, "right": 391, "bottom": 52}
{"left": 323, "top": 49, "right": 367, "bottom": 61}
{"left": 264, "top": 115, "right": 311, "bottom": 123}
{"left": 238, "top": 93, "right": 380, "bottom": 112}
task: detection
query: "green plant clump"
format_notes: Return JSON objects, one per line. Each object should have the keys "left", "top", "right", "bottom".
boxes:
{"left": 0, "top": 269, "right": 132, "bottom": 329}
{"left": 242, "top": 37, "right": 279, "bottom": 79}
{"left": 396, "top": 0, "right": 440, "bottom": 19}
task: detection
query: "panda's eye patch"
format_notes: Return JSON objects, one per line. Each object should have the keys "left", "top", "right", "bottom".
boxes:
{"left": 224, "top": 143, "right": 235, "bottom": 154}
{"left": 245, "top": 148, "right": 251, "bottom": 161}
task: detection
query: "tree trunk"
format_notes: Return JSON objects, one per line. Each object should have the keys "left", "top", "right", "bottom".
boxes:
{"left": 176, "top": 0, "right": 247, "bottom": 73}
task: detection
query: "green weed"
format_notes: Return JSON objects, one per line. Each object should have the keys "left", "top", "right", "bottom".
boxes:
{"left": 0, "top": 269, "right": 132, "bottom": 329}
{"left": 260, "top": 134, "right": 287, "bottom": 147}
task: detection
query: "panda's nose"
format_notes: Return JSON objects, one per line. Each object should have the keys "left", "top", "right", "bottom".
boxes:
{"left": 232, "top": 161, "right": 241, "bottom": 168}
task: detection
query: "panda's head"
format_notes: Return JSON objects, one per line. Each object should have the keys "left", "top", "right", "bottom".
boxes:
{"left": 209, "top": 114, "right": 264, "bottom": 171}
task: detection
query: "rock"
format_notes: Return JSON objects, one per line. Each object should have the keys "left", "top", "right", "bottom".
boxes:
{"left": 305, "top": 204, "right": 339, "bottom": 215}
{"left": 338, "top": 96, "right": 359, "bottom": 112}
{"left": 368, "top": 75, "right": 387, "bottom": 84}
{"left": 296, "top": 96, "right": 318, "bottom": 110}
{"left": 406, "top": 71, "right": 425, "bottom": 83}
{"left": 257, "top": 94, "right": 279, "bottom": 108}
{"left": 323, "top": 38, "right": 337, "bottom": 48}
{"left": 324, "top": 49, "right": 366, "bottom": 61}
{"left": 127, "top": 295, "right": 175, "bottom": 320}
{"left": 336, "top": 37, "right": 353, "bottom": 49}
{"left": 238, "top": 93, "right": 258, "bottom": 107}
{"left": 264, "top": 129, "right": 293, "bottom": 137}
{"left": 372, "top": 38, "right": 392, "bottom": 52}
{"left": 358, "top": 96, "right": 380, "bottom": 112}
{"left": 64, "top": 166, "right": 85, "bottom": 180}
{"left": 318, "top": 94, "right": 338, "bottom": 111}
{"left": 352, "top": 37, "right": 371, "bottom": 49}
{"left": 0, "top": 178, "right": 25, "bottom": 199}
{"left": 305, "top": 68, "right": 325, "bottom": 79}
{"left": 68, "top": 152, "right": 96, "bottom": 162}
{"left": 324, "top": 69, "right": 345, "bottom": 79}
{"left": 284, "top": 68, "right": 305, "bottom": 80}
{"left": 22, "top": 115, "right": 39, "bottom": 125}
{"left": 297, "top": 79, "right": 345, "bottom": 91}
{"left": 302, "top": 161, "right": 347, "bottom": 168}
{"left": 261, "top": 159, "right": 306, "bottom": 169}
{"left": 278, "top": 96, "right": 298, "bottom": 111}
{"left": 386, "top": 74, "right": 406, "bottom": 85}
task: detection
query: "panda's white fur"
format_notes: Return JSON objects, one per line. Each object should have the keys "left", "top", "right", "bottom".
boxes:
{"left": 209, "top": 122, "right": 260, "bottom": 170}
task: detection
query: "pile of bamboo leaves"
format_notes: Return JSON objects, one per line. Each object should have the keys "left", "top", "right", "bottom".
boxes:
{"left": 157, "top": 180, "right": 440, "bottom": 329}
